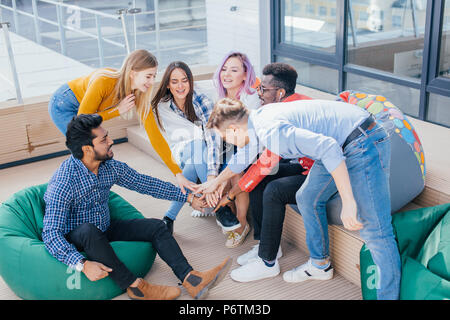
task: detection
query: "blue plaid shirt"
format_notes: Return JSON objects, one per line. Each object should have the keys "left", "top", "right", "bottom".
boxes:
{"left": 42, "top": 155, "right": 188, "bottom": 268}
{"left": 169, "top": 91, "right": 221, "bottom": 176}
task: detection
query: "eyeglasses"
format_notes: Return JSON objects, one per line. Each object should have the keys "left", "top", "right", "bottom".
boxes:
{"left": 258, "top": 85, "right": 279, "bottom": 94}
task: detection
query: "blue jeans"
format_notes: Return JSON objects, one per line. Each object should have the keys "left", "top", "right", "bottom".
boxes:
{"left": 296, "top": 124, "right": 401, "bottom": 300}
{"left": 164, "top": 140, "right": 209, "bottom": 220}
{"left": 48, "top": 83, "right": 80, "bottom": 134}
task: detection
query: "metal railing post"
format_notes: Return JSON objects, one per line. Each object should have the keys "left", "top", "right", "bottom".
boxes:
{"left": 348, "top": 0, "right": 357, "bottom": 47}
{"left": 410, "top": 0, "right": 419, "bottom": 38}
{"left": 32, "top": 0, "right": 42, "bottom": 44}
{"left": 12, "top": 0, "right": 19, "bottom": 34}
{"left": 1, "top": 22, "right": 23, "bottom": 104}
{"left": 56, "top": 0, "right": 67, "bottom": 55}
{"left": 118, "top": 8, "right": 131, "bottom": 54}
{"left": 94, "top": 15, "right": 104, "bottom": 67}
{"left": 154, "top": 0, "right": 160, "bottom": 61}
{"left": 128, "top": 7, "right": 142, "bottom": 51}
{"left": 132, "top": 0, "right": 137, "bottom": 50}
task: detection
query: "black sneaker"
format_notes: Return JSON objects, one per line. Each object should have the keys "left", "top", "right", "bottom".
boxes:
{"left": 162, "top": 216, "right": 174, "bottom": 235}
{"left": 215, "top": 206, "right": 241, "bottom": 232}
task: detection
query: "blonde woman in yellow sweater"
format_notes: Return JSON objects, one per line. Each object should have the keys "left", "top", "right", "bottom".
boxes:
{"left": 48, "top": 49, "right": 196, "bottom": 192}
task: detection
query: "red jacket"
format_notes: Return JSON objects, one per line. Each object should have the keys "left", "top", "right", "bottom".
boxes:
{"left": 238, "top": 93, "right": 315, "bottom": 193}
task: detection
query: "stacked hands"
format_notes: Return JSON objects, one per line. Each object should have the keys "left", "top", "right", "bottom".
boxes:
{"left": 176, "top": 171, "right": 363, "bottom": 231}
{"left": 175, "top": 173, "right": 233, "bottom": 213}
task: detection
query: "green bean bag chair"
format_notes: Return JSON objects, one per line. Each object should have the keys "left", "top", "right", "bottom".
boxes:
{"left": 360, "top": 203, "right": 450, "bottom": 300}
{"left": 0, "top": 183, "right": 156, "bottom": 300}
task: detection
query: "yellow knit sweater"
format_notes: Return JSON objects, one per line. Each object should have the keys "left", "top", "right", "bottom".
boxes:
{"left": 68, "top": 71, "right": 182, "bottom": 175}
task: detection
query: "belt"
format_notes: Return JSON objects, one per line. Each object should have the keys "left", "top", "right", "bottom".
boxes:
{"left": 342, "top": 115, "right": 376, "bottom": 149}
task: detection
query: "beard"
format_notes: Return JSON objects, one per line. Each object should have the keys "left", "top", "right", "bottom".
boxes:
{"left": 94, "top": 148, "right": 113, "bottom": 162}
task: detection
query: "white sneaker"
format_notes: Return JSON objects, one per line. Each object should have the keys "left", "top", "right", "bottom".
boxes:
{"left": 236, "top": 243, "right": 283, "bottom": 266}
{"left": 283, "top": 259, "right": 334, "bottom": 283}
{"left": 230, "top": 258, "right": 280, "bottom": 282}
{"left": 191, "top": 208, "right": 215, "bottom": 217}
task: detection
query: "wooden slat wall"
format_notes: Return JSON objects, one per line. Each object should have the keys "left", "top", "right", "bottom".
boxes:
{"left": 0, "top": 96, "right": 137, "bottom": 166}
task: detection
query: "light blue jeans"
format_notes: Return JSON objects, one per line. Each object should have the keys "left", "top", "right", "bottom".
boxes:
{"left": 296, "top": 124, "right": 401, "bottom": 300}
{"left": 164, "top": 140, "right": 209, "bottom": 221}
{"left": 48, "top": 83, "right": 80, "bottom": 134}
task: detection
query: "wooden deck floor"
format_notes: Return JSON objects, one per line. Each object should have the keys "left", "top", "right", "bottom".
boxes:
{"left": 0, "top": 142, "right": 361, "bottom": 300}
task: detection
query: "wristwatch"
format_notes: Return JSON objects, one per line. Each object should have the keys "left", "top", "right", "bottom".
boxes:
{"left": 75, "top": 258, "right": 86, "bottom": 272}
{"left": 226, "top": 193, "right": 235, "bottom": 202}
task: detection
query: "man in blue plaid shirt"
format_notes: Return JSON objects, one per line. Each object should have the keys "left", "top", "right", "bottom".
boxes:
{"left": 42, "top": 114, "right": 231, "bottom": 300}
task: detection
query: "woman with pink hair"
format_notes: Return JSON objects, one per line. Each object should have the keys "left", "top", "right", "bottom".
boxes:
{"left": 209, "top": 52, "right": 261, "bottom": 248}
{"left": 213, "top": 52, "right": 261, "bottom": 110}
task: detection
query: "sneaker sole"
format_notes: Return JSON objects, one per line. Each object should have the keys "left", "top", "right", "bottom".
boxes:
{"left": 195, "top": 258, "right": 233, "bottom": 300}
{"left": 192, "top": 211, "right": 216, "bottom": 218}
{"left": 216, "top": 219, "right": 241, "bottom": 232}
{"left": 283, "top": 272, "right": 334, "bottom": 283}
{"left": 231, "top": 268, "right": 280, "bottom": 283}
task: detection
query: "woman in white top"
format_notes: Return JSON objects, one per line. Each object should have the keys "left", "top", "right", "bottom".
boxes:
{"left": 210, "top": 51, "right": 261, "bottom": 247}
{"left": 151, "top": 61, "right": 223, "bottom": 234}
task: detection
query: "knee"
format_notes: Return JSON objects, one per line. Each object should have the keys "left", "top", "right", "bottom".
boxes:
{"left": 295, "top": 188, "right": 312, "bottom": 213}
{"left": 149, "top": 218, "right": 172, "bottom": 239}
{"left": 264, "top": 181, "right": 284, "bottom": 202}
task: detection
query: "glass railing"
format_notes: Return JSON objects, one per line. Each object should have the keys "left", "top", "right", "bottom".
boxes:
{"left": 0, "top": 0, "right": 208, "bottom": 103}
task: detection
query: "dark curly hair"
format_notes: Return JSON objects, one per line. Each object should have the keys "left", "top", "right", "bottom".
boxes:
{"left": 262, "top": 62, "right": 298, "bottom": 96}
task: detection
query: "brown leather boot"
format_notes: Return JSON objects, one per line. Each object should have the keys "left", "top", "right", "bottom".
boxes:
{"left": 182, "top": 257, "right": 232, "bottom": 299}
{"left": 127, "top": 279, "right": 181, "bottom": 300}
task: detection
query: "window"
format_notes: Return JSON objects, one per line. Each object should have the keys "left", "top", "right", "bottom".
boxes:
{"left": 439, "top": 2, "right": 450, "bottom": 78}
{"left": 346, "top": 73, "right": 420, "bottom": 116}
{"left": 427, "top": 93, "right": 450, "bottom": 126}
{"left": 347, "top": 0, "right": 426, "bottom": 80}
{"left": 273, "top": 0, "right": 450, "bottom": 126}
{"left": 281, "top": 0, "right": 337, "bottom": 53}
{"left": 276, "top": 56, "right": 339, "bottom": 94}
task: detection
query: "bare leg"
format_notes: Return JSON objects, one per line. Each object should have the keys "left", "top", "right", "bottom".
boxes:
{"left": 231, "top": 173, "right": 249, "bottom": 234}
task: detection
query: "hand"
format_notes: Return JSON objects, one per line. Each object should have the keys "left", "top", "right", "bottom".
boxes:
{"left": 82, "top": 261, "right": 113, "bottom": 282}
{"left": 192, "top": 177, "right": 220, "bottom": 195}
{"left": 213, "top": 194, "right": 232, "bottom": 212}
{"left": 340, "top": 199, "right": 363, "bottom": 231}
{"left": 117, "top": 94, "right": 135, "bottom": 115}
{"left": 217, "top": 180, "right": 229, "bottom": 199}
{"left": 202, "top": 175, "right": 222, "bottom": 207}
{"left": 205, "top": 192, "right": 220, "bottom": 208}
{"left": 190, "top": 195, "right": 208, "bottom": 212}
{"left": 175, "top": 173, "right": 198, "bottom": 194}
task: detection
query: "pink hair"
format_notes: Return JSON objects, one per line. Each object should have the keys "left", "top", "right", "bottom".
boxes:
{"left": 213, "top": 51, "right": 257, "bottom": 99}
